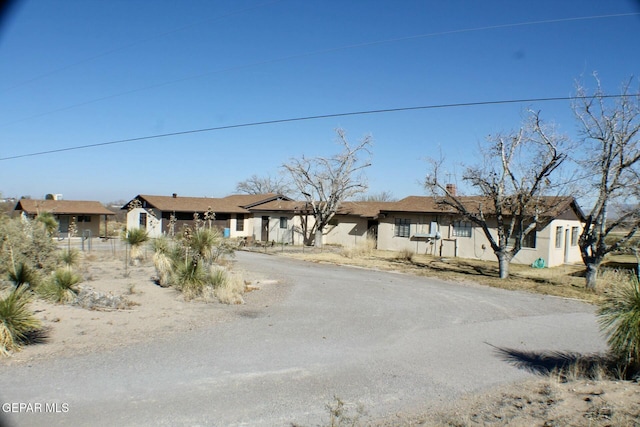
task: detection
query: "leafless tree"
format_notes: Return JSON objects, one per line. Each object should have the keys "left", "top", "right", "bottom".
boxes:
{"left": 235, "top": 173, "right": 292, "bottom": 196}
{"left": 573, "top": 76, "right": 640, "bottom": 290}
{"left": 354, "top": 191, "right": 397, "bottom": 202}
{"left": 282, "top": 129, "right": 372, "bottom": 247}
{"left": 425, "top": 111, "right": 568, "bottom": 279}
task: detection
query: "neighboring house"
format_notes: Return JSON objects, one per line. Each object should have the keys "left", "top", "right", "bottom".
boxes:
{"left": 13, "top": 199, "right": 115, "bottom": 238}
{"left": 122, "top": 193, "right": 292, "bottom": 238}
{"left": 375, "top": 196, "right": 585, "bottom": 267}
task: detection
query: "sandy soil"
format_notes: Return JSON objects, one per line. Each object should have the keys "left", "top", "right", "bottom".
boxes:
{"left": 2, "top": 249, "right": 639, "bottom": 426}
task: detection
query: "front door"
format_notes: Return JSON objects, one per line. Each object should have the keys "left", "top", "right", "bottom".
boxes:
{"left": 261, "top": 216, "right": 269, "bottom": 241}
{"left": 367, "top": 220, "right": 378, "bottom": 248}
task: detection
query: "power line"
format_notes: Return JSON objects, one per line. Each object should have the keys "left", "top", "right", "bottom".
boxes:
{"left": 1, "top": 94, "right": 634, "bottom": 161}
{"left": 2, "top": 12, "right": 638, "bottom": 128}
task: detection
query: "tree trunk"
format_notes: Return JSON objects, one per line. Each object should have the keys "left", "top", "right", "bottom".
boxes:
{"left": 497, "top": 251, "right": 510, "bottom": 279}
{"left": 314, "top": 228, "right": 323, "bottom": 248}
{"left": 585, "top": 262, "right": 598, "bottom": 290}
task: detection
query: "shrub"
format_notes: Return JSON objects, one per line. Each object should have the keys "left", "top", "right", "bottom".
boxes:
{"left": 174, "top": 256, "right": 208, "bottom": 300}
{"left": 0, "top": 286, "right": 42, "bottom": 355}
{"left": 213, "top": 269, "right": 245, "bottom": 305}
{"left": 7, "top": 262, "right": 39, "bottom": 289}
{"left": 151, "top": 236, "right": 173, "bottom": 287}
{"left": 59, "top": 248, "right": 80, "bottom": 270}
{"left": 395, "top": 248, "right": 414, "bottom": 263}
{"left": 0, "top": 216, "right": 58, "bottom": 277}
{"left": 598, "top": 275, "right": 640, "bottom": 376}
{"left": 38, "top": 268, "right": 82, "bottom": 304}
{"left": 122, "top": 228, "right": 149, "bottom": 265}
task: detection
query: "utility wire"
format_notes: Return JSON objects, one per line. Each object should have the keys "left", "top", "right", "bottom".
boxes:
{"left": 2, "top": 12, "right": 638, "bottom": 128}
{"left": 1, "top": 94, "right": 634, "bottom": 161}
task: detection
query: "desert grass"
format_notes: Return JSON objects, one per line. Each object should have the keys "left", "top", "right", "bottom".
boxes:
{"left": 37, "top": 268, "right": 82, "bottom": 304}
{"left": 151, "top": 236, "right": 173, "bottom": 287}
{"left": 598, "top": 274, "right": 640, "bottom": 375}
{"left": 213, "top": 269, "right": 245, "bottom": 305}
{"left": 0, "top": 286, "right": 42, "bottom": 355}
{"left": 340, "top": 237, "right": 376, "bottom": 259}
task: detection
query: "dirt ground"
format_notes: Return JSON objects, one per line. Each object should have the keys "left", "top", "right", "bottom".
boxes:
{"left": 2, "top": 247, "right": 640, "bottom": 426}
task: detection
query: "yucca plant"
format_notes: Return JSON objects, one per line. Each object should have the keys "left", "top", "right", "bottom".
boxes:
{"left": 38, "top": 268, "right": 81, "bottom": 304}
{"left": 189, "top": 228, "right": 220, "bottom": 263}
{"left": 122, "top": 228, "right": 150, "bottom": 265}
{"left": 598, "top": 275, "right": 640, "bottom": 376}
{"left": 35, "top": 211, "right": 58, "bottom": 236}
{"left": 59, "top": 248, "right": 80, "bottom": 270}
{"left": 0, "top": 286, "right": 41, "bottom": 355}
{"left": 174, "top": 256, "right": 208, "bottom": 299}
{"left": 8, "top": 262, "right": 37, "bottom": 289}
{"left": 151, "top": 236, "right": 174, "bottom": 287}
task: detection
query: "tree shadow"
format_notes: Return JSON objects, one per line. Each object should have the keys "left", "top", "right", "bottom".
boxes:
{"left": 488, "top": 344, "right": 632, "bottom": 381}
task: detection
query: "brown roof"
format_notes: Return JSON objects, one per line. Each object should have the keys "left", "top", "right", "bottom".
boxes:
{"left": 128, "top": 194, "right": 291, "bottom": 214}
{"left": 14, "top": 199, "right": 114, "bottom": 216}
{"left": 382, "top": 195, "right": 584, "bottom": 219}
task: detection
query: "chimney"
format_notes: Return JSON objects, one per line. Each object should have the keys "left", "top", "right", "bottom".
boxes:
{"left": 445, "top": 184, "right": 457, "bottom": 196}
{"left": 172, "top": 193, "right": 177, "bottom": 198}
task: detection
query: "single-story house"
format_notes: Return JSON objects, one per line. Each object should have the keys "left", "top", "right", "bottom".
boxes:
{"left": 13, "top": 199, "right": 115, "bottom": 238}
{"left": 122, "top": 193, "right": 293, "bottom": 238}
{"left": 122, "top": 192, "right": 586, "bottom": 267}
{"left": 374, "top": 195, "right": 585, "bottom": 267}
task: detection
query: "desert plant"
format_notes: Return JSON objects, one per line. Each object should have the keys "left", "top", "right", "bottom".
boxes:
{"left": 59, "top": 248, "right": 80, "bottom": 270}
{"left": 213, "top": 269, "right": 245, "bottom": 305}
{"left": 38, "top": 268, "right": 82, "bottom": 304}
{"left": 598, "top": 275, "right": 640, "bottom": 376}
{"left": 0, "top": 286, "right": 41, "bottom": 355}
{"left": 174, "top": 256, "right": 208, "bottom": 299}
{"left": 122, "top": 227, "right": 149, "bottom": 265}
{"left": 151, "top": 236, "right": 173, "bottom": 287}
{"left": 395, "top": 248, "right": 415, "bottom": 263}
{"left": 35, "top": 211, "right": 58, "bottom": 236}
{"left": 7, "top": 262, "right": 38, "bottom": 289}
{"left": 0, "top": 216, "right": 58, "bottom": 276}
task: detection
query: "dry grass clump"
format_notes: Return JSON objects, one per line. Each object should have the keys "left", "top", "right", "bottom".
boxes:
{"left": 341, "top": 237, "right": 376, "bottom": 259}
{"left": 213, "top": 269, "right": 245, "bottom": 305}
{"left": 394, "top": 248, "right": 414, "bottom": 263}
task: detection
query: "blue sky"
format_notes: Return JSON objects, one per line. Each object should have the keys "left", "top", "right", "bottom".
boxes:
{"left": 0, "top": 0, "right": 639, "bottom": 203}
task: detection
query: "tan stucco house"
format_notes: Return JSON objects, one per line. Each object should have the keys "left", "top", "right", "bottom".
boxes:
{"left": 13, "top": 199, "right": 115, "bottom": 238}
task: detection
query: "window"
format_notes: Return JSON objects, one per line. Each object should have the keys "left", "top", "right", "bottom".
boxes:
{"left": 77, "top": 215, "right": 91, "bottom": 223}
{"left": 571, "top": 226, "right": 579, "bottom": 246}
{"left": 522, "top": 230, "right": 536, "bottom": 248}
{"left": 139, "top": 212, "right": 147, "bottom": 228}
{"left": 279, "top": 217, "right": 288, "bottom": 229}
{"left": 236, "top": 214, "right": 244, "bottom": 232}
{"left": 555, "top": 226, "right": 563, "bottom": 248}
{"left": 452, "top": 221, "right": 472, "bottom": 238}
{"left": 394, "top": 218, "right": 410, "bottom": 237}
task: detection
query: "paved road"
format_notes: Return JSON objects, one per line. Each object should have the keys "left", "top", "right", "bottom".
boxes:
{"left": 0, "top": 252, "right": 606, "bottom": 426}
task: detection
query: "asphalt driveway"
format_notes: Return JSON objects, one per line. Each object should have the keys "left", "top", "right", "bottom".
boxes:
{"left": 0, "top": 251, "right": 606, "bottom": 426}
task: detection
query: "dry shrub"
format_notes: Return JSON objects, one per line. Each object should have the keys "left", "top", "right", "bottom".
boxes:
{"left": 214, "top": 269, "right": 245, "bottom": 305}
{"left": 341, "top": 237, "right": 376, "bottom": 259}
{"left": 395, "top": 248, "right": 414, "bottom": 263}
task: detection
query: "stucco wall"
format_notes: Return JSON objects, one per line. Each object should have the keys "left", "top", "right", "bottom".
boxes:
{"left": 377, "top": 212, "right": 584, "bottom": 267}
{"left": 323, "top": 216, "right": 370, "bottom": 247}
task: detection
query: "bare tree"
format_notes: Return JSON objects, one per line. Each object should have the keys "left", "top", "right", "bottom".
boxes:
{"left": 282, "top": 128, "right": 372, "bottom": 247}
{"left": 235, "top": 174, "right": 292, "bottom": 196}
{"left": 425, "top": 111, "right": 568, "bottom": 279}
{"left": 354, "top": 191, "right": 397, "bottom": 202}
{"left": 573, "top": 76, "right": 640, "bottom": 290}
